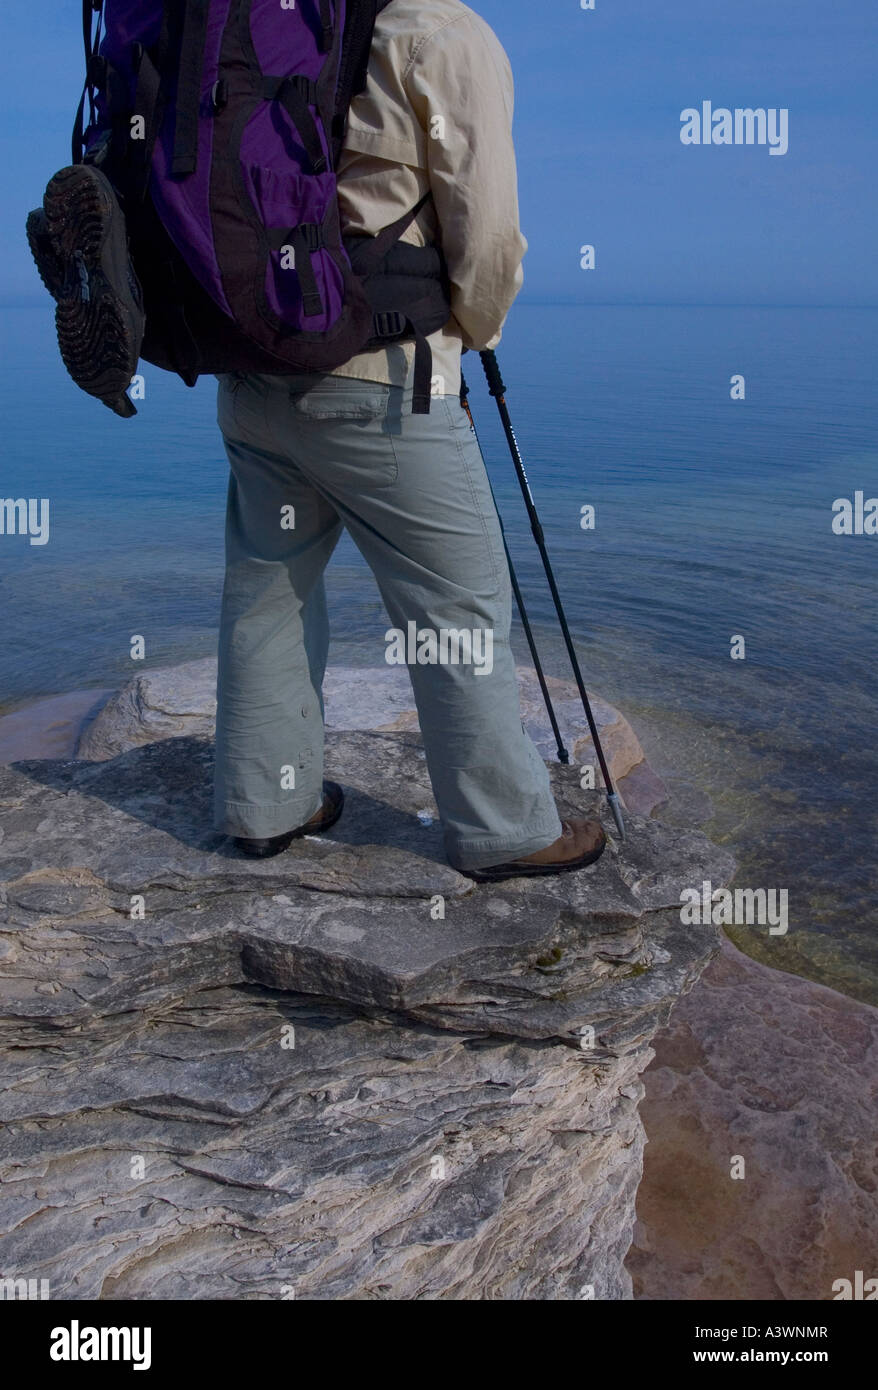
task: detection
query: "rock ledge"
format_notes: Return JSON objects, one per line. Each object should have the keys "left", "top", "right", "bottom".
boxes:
{"left": 0, "top": 668, "right": 732, "bottom": 1300}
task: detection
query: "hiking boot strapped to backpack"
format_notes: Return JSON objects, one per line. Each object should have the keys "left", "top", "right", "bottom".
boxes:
{"left": 27, "top": 0, "right": 449, "bottom": 416}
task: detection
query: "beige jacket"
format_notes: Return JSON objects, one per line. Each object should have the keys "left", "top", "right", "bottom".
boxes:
{"left": 329, "top": 0, "right": 528, "bottom": 398}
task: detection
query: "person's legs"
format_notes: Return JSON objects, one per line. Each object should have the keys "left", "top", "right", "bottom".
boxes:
{"left": 259, "top": 365, "right": 564, "bottom": 871}
{"left": 213, "top": 372, "right": 343, "bottom": 838}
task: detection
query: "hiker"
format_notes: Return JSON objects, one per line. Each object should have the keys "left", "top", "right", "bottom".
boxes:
{"left": 28, "top": 0, "right": 607, "bottom": 883}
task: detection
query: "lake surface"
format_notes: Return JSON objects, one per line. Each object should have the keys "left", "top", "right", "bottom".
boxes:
{"left": 1, "top": 302, "right": 876, "bottom": 1003}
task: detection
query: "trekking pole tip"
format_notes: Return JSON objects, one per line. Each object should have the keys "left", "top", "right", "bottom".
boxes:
{"left": 607, "top": 792, "right": 626, "bottom": 842}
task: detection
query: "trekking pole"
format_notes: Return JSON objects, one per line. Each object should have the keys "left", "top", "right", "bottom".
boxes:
{"left": 460, "top": 371, "right": 569, "bottom": 766}
{"left": 477, "top": 349, "right": 626, "bottom": 841}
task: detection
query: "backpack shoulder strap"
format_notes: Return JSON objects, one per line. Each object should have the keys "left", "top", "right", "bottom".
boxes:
{"left": 331, "top": 0, "right": 380, "bottom": 166}
{"left": 171, "top": 0, "right": 211, "bottom": 175}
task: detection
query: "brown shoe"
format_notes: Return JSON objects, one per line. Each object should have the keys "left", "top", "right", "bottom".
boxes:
{"left": 455, "top": 818, "right": 607, "bottom": 883}
{"left": 233, "top": 781, "right": 344, "bottom": 859}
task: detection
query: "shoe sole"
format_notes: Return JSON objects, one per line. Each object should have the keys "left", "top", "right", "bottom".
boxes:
{"left": 455, "top": 828, "right": 608, "bottom": 884}
{"left": 234, "top": 782, "right": 345, "bottom": 858}
{"left": 26, "top": 208, "right": 64, "bottom": 300}
{"left": 40, "top": 165, "right": 144, "bottom": 419}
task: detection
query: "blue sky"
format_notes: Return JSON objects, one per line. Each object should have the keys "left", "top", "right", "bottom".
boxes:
{"left": 1, "top": 0, "right": 875, "bottom": 305}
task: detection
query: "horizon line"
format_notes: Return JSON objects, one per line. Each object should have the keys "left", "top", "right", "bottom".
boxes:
{"left": 1, "top": 295, "right": 876, "bottom": 312}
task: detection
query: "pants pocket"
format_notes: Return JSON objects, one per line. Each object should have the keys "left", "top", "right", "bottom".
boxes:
{"left": 289, "top": 377, "right": 401, "bottom": 486}
{"left": 218, "top": 372, "right": 270, "bottom": 445}
{"left": 290, "top": 377, "right": 395, "bottom": 422}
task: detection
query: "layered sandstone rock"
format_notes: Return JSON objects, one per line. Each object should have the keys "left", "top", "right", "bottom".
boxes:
{"left": 0, "top": 671, "right": 726, "bottom": 1300}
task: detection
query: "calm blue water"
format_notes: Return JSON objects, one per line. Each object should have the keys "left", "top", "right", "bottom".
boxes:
{"left": 1, "top": 303, "right": 876, "bottom": 1001}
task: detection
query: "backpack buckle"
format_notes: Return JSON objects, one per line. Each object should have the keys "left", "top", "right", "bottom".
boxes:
{"left": 374, "top": 311, "right": 406, "bottom": 338}
{"left": 298, "top": 223, "right": 322, "bottom": 253}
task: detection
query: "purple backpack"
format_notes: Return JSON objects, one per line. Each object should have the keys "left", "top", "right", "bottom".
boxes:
{"left": 75, "top": 0, "right": 449, "bottom": 411}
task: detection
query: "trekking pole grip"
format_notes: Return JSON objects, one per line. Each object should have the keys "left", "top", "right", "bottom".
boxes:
{"left": 479, "top": 349, "right": 505, "bottom": 398}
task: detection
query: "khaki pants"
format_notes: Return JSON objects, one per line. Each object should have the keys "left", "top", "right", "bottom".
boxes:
{"left": 213, "top": 363, "right": 562, "bottom": 870}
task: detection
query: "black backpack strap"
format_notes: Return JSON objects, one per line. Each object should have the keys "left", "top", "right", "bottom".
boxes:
{"left": 72, "top": 0, "right": 104, "bottom": 162}
{"left": 267, "top": 224, "right": 326, "bottom": 318}
{"left": 171, "top": 0, "right": 211, "bottom": 176}
{"left": 370, "top": 311, "right": 435, "bottom": 414}
{"left": 372, "top": 294, "right": 440, "bottom": 414}
{"left": 128, "top": 4, "right": 175, "bottom": 204}
{"left": 409, "top": 321, "right": 434, "bottom": 414}
{"left": 346, "top": 190, "right": 446, "bottom": 415}
{"left": 331, "top": 0, "right": 379, "bottom": 165}
{"left": 346, "top": 190, "right": 434, "bottom": 277}
{"left": 317, "top": 0, "right": 334, "bottom": 53}
{"left": 262, "top": 76, "right": 327, "bottom": 175}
